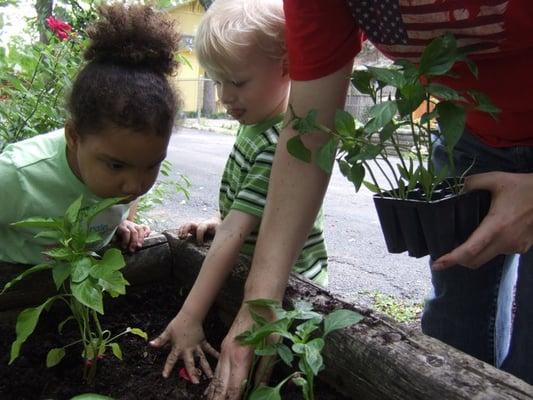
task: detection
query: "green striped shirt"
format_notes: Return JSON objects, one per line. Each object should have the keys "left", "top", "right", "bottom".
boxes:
{"left": 219, "top": 115, "right": 328, "bottom": 286}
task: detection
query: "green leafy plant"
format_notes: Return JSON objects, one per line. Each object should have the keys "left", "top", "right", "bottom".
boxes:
{"left": 288, "top": 33, "right": 499, "bottom": 201}
{"left": 0, "top": 20, "right": 85, "bottom": 150}
{"left": 0, "top": 196, "right": 147, "bottom": 383}
{"left": 236, "top": 299, "right": 363, "bottom": 400}
{"left": 135, "top": 160, "right": 191, "bottom": 225}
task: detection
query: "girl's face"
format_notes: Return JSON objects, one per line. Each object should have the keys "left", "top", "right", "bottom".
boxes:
{"left": 212, "top": 49, "right": 290, "bottom": 125}
{"left": 65, "top": 124, "right": 169, "bottom": 201}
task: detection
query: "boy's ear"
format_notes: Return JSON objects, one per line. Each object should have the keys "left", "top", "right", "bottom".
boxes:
{"left": 281, "top": 56, "right": 289, "bottom": 77}
{"left": 64, "top": 120, "right": 80, "bottom": 150}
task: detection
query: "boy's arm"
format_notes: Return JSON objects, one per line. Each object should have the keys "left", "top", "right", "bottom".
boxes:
{"left": 181, "top": 209, "right": 259, "bottom": 318}
{"left": 150, "top": 209, "right": 260, "bottom": 380}
{"left": 209, "top": 60, "right": 354, "bottom": 400}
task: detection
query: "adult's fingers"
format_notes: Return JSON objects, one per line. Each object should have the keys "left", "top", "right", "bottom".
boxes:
{"left": 206, "top": 357, "right": 231, "bottom": 400}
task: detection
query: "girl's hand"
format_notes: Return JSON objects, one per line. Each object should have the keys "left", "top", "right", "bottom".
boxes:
{"left": 116, "top": 220, "right": 151, "bottom": 252}
{"left": 150, "top": 311, "right": 220, "bottom": 383}
{"left": 178, "top": 216, "right": 221, "bottom": 244}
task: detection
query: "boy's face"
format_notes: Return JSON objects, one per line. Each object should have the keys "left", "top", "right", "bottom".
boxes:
{"left": 65, "top": 123, "right": 169, "bottom": 201}
{"left": 212, "top": 49, "right": 290, "bottom": 125}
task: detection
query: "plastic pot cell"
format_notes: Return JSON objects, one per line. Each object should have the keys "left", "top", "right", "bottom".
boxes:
{"left": 373, "top": 188, "right": 491, "bottom": 259}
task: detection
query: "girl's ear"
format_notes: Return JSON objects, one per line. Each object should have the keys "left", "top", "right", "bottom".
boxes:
{"left": 64, "top": 120, "right": 79, "bottom": 150}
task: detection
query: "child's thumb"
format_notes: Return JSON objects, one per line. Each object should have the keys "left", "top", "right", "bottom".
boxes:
{"left": 150, "top": 332, "right": 169, "bottom": 348}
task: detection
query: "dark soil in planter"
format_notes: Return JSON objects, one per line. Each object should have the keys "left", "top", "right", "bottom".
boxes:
{"left": 0, "top": 281, "right": 352, "bottom": 399}
{"left": 374, "top": 186, "right": 491, "bottom": 259}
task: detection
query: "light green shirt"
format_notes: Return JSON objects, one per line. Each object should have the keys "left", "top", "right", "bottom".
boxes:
{"left": 219, "top": 115, "right": 328, "bottom": 286}
{"left": 0, "top": 130, "right": 131, "bottom": 265}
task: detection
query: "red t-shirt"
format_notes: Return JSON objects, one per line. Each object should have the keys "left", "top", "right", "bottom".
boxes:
{"left": 284, "top": 0, "right": 533, "bottom": 147}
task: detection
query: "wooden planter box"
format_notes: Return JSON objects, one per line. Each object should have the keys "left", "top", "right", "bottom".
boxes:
{"left": 1, "top": 231, "right": 532, "bottom": 399}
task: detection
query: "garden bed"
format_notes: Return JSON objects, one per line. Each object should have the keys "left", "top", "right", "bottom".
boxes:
{"left": 0, "top": 232, "right": 532, "bottom": 399}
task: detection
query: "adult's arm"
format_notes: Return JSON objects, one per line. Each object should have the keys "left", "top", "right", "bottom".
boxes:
{"left": 208, "top": 60, "right": 354, "bottom": 400}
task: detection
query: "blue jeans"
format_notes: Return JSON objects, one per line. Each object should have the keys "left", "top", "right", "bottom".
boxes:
{"left": 422, "top": 131, "right": 533, "bottom": 384}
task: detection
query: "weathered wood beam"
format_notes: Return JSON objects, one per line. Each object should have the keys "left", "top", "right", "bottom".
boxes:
{"left": 163, "top": 230, "right": 533, "bottom": 400}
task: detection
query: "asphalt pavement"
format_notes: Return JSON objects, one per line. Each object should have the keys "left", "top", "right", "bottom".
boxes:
{"left": 146, "top": 126, "right": 431, "bottom": 305}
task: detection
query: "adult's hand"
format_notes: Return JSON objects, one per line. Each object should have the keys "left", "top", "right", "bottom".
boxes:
{"left": 433, "top": 172, "right": 533, "bottom": 270}
{"left": 205, "top": 305, "right": 258, "bottom": 400}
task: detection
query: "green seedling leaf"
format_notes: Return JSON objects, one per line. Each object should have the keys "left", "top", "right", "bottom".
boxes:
{"left": 287, "top": 135, "right": 311, "bottom": 163}
{"left": 364, "top": 101, "right": 398, "bottom": 134}
{"left": 295, "top": 319, "right": 320, "bottom": 341}
{"left": 46, "top": 347, "right": 66, "bottom": 367}
{"left": 291, "top": 109, "right": 318, "bottom": 134}
{"left": 324, "top": 309, "right": 364, "bottom": 336}
{"left": 86, "top": 231, "right": 101, "bottom": 244}
{"left": 397, "top": 82, "right": 426, "bottom": 117}
{"left": 1, "top": 263, "right": 53, "bottom": 294}
{"left": 43, "top": 246, "right": 71, "bottom": 260}
{"left": 35, "top": 230, "right": 64, "bottom": 240}
{"left": 110, "top": 343, "right": 123, "bottom": 360}
{"left": 255, "top": 345, "right": 278, "bottom": 356}
{"left": 52, "top": 262, "right": 71, "bottom": 289}
{"left": 419, "top": 33, "right": 458, "bottom": 76}
{"left": 98, "top": 248, "right": 126, "bottom": 271}
{"left": 128, "top": 327, "right": 148, "bottom": 340}
{"left": 277, "top": 343, "right": 294, "bottom": 366}
{"left": 58, "top": 316, "right": 75, "bottom": 334}
{"left": 65, "top": 195, "right": 83, "bottom": 227}
{"left": 335, "top": 109, "right": 356, "bottom": 138}
{"left": 367, "top": 66, "right": 406, "bottom": 88}
{"left": 426, "top": 83, "right": 463, "bottom": 101}
{"left": 468, "top": 90, "right": 501, "bottom": 118}
{"left": 71, "top": 278, "right": 104, "bottom": 314}
{"left": 304, "top": 338, "right": 325, "bottom": 376}
{"left": 238, "top": 318, "right": 291, "bottom": 345}
{"left": 70, "top": 394, "right": 114, "bottom": 400}
{"left": 316, "top": 138, "right": 338, "bottom": 175}
{"left": 249, "top": 384, "right": 282, "bottom": 400}
{"left": 363, "top": 180, "right": 381, "bottom": 193}
{"left": 350, "top": 69, "right": 374, "bottom": 96}
{"left": 11, "top": 217, "right": 62, "bottom": 230}
{"left": 71, "top": 257, "right": 92, "bottom": 283}
{"left": 84, "top": 197, "right": 125, "bottom": 223}
{"left": 436, "top": 101, "right": 466, "bottom": 151}
{"left": 10, "top": 296, "right": 59, "bottom": 364}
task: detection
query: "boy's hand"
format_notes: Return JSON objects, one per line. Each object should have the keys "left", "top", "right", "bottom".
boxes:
{"left": 178, "top": 216, "right": 221, "bottom": 244}
{"left": 116, "top": 220, "right": 151, "bottom": 252}
{"left": 149, "top": 311, "right": 220, "bottom": 383}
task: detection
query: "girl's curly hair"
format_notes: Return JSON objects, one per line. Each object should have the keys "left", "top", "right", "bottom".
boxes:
{"left": 67, "top": 3, "right": 182, "bottom": 137}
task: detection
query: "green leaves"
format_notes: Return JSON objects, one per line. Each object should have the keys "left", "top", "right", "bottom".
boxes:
{"left": 436, "top": 101, "right": 466, "bottom": 152}
{"left": 46, "top": 347, "right": 66, "bottom": 367}
{"left": 240, "top": 300, "right": 363, "bottom": 400}
{"left": 1, "top": 263, "right": 53, "bottom": 294}
{"left": 10, "top": 296, "right": 59, "bottom": 364}
{"left": 364, "top": 101, "right": 398, "bottom": 134}
{"left": 419, "top": 33, "right": 459, "bottom": 76}
{"left": 128, "top": 327, "right": 148, "bottom": 341}
{"left": 287, "top": 135, "right": 311, "bottom": 163}
{"left": 324, "top": 309, "right": 364, "bottom": 336}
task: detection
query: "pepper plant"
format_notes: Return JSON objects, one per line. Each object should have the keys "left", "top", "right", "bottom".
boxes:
{"left": 0, "top": 196, "right": 147, "bottom": 383}
{"left": 287, "top": 33, "right": 499, "bottom": 201}
{"left": 236, "top": 299, "right": 363, "bottom": 400}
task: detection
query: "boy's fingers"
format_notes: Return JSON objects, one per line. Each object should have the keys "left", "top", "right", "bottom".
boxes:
{"left": 120, "top": 227, "right": 131, "bottom": 249}
{"left": 196, "top": 225, "right": 207, "bottom": 244}
{"left": 163, "top": 347, "right": 181, "bottom": 378}
{"left": 184, "top": 350, "right": 200, "bottom": 384}
{"left": 196, "top": 347, "right": 214, "bottom": 378}
{"left": 129, "top": 226, "right": 139, "bottom": 252}
{"left": 149, "top": 330, "right": 169, "bottom": 348}
{"left": 202, "top": 341, "right": 220, "bottom": 359}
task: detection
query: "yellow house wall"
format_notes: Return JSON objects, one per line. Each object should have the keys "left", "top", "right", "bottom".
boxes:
{"left": 168, "top": 4, "right": 206, "bottom": 113}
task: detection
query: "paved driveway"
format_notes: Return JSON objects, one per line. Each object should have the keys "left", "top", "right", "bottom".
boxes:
{"left": 146, "top": 127, "right": 431, "bottom": 304}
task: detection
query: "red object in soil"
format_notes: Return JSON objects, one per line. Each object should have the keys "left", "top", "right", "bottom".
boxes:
{"left": 178, "top": 367, "right": 192, "bottom": 382}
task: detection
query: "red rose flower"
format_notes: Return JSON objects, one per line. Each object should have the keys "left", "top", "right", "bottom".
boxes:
{"left": 45, "top": 16, "right": 72, "bottom": 41}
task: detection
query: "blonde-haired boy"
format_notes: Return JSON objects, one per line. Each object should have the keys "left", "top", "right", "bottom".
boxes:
{"left": 150, "top": 0, "right": 328, "bottom": 383}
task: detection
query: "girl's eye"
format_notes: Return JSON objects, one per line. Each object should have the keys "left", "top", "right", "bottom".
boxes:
{"left": 213, "top": 80, "right": 221, "bottom": 86}
{"left": 107, "top": 161, "right": 124, "bottom": 171}
{"left": 232, "top": 80, "right": 247, "bottom": 88}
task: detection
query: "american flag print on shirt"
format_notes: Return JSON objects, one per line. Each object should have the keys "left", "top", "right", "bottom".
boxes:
{"left": 346, "top": 0, "right": 509, "bottom": 61}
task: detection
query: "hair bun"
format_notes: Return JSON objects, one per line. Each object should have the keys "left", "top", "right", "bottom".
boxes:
{"left": 85, "top": 3, "right": 180, "bottom": 75}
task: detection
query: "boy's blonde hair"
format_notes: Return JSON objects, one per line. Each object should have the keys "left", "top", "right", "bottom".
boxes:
{"left": 195, "top": 0, "right": 285, "bottom": 78}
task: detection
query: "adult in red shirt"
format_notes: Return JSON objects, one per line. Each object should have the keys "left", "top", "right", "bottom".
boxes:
{"left": 207, "top": 1, "right": 533, "bottom": 398}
